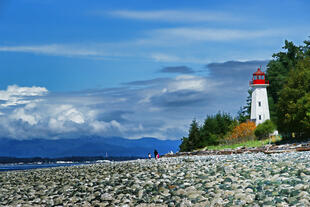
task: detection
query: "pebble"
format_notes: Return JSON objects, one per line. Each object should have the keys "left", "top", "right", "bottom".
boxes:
{"left": 1, "top": 152, "right": 310, "bottom": 206}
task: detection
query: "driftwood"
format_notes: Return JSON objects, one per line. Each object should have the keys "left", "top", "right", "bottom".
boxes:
{"left": 163, "top": 143, "right": 310, "bottom": 158}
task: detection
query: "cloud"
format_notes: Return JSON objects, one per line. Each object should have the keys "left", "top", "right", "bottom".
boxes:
{"left": 0, "top": 62, "right": 263, "bottom": 140}
{"left": 0, "top": 44, "right": 103, "bottom": 57}
{"left": 150, "top": 90, "right": 208, "bottom": 108}
{"left": 0, "top": 85, "right": 47, "bottom": 107}
{"left": 107, "top": 10, "right": 241, "bottom": 23}
{"left": 0, "top": 44, "right": 208, "bottom": 64}
{"left": 150, "top": 28, "right": 286, "bottom": 42}
{"left": 167, "top": 75, "right": 208, "bottom": 92}
{"left": 0, "top": 78, "right": 210, "bottom": 139}
{"left": 124, "top": 78, "right": 170, "bottom": 86}
{"left": 206, "top": 60, "right": 269, "bottom": 81}
{"left": 151, "top": 53, "right": 181, "bottom": 62}
{"left": 0, "top": 27, "right": 287, "bottom": 64}
{"left": 10, "top": 108, "right": 39, "bottom": 126}
{"left": 159, "top": 66, "right": 195, "bottom": 74}
{"left": 97, "top": 110, "right": 133, "bottom": 123}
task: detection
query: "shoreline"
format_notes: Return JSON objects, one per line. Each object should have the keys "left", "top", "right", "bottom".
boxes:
{"left": 2, "top": 152, "right": 310, "bottom": 206}
{"left": 163, "top": 142, "right": 310, "bottom": 158}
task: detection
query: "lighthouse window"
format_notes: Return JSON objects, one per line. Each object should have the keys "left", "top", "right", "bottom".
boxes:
{"left": 258, "top": 101, "right": 261, "bottom": 107}
{"left": 259, "top": 115, "right": 262, "bottom": 120}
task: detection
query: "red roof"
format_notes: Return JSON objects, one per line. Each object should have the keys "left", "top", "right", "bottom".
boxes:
{"left": 253, "top": 68, "right": 265, "bottom": 75}
{"left": 250, "top": 68, "right": 269, "bottom": 85}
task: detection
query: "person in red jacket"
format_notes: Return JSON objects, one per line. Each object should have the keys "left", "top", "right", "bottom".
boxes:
{"left": 154, "top": 149, "right": 159, "bottom": 159}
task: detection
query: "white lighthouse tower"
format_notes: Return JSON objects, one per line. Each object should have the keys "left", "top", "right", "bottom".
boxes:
{"left": 250, "top": 68, "right": 270, "bottom": 125}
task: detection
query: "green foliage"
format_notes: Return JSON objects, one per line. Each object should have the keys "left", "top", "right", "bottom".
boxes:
{"left": 188, "top": 119, "right": 201, "bottom": 150}
{"left": 201, "top": 112, "right": 237, "bottom": 146}
{"left": 179, "top": 120, "right": 200, "bottom": 152}
{"left": 266, "top": 39, "right": 309, "bottom": 123}
{"left": 254, "top": 120, "right": 276, "bottom": 139}
{"left": 237, "top": 107, "right": 247, "bottom": 123}
{"left": 277, "top": 57, "right": 310, "bottom": 139}
{"left": 179, "top": 137, "right": 189, "bottom": 152}
{"left": 268, "top": 95, "right": 277, "bottom": 124}
{"left": 179, "top": 112, "right": 236, "bottom": 151}
{"left": 267, "top": 40, "right": 303, "bottom": 103}
{"left": 265, "top": 38, "right": 310, "bottom": 139}
{"left": 237, "top": 89, "right": 252, "bottom": 123}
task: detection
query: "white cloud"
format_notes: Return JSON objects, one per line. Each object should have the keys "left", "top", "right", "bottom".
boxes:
{"left": 151, "top": 53, "right": 180, "bottom": 62}
{"left": 151, "top": 27, "right": 286, "bottom": 42}
{"left": 0, "top": 85, "right": 47, "bottom": 99}
{"left": 0, "top": 85, "right": 130, "bottom": 139}
{"left": 136, "top": 75, "right": 210, "bottom": 103}
{"left": 90, "top": 120, "right": 124, "bottom": 133}
{"left": 108, "top": 10, "right": 241, "bottom": 23}
{"left": 0, "top": 85, "right": 47, "bottom": 107}
{"left": 0, "top": 26, "right": 292, "bottom": 64}
{"left": 0, "top": 44, "right": 101, "bottom": 57}
{"left": 167, "top": 75, "right": 208, "bottom": 92}
{"left": 0, "top": 69, "right": 249, "bottom": 139}
{"left": 53, "top": 105, "right": 85, "bottom": 124}
{"left": 149, "top": 53, "right": 213, "bottom": 64}
{"left": 10, "top": 108, "right": 38, "bottom": 125}
{"left": 45, "top": 104, "right": 86, "bottom": 133}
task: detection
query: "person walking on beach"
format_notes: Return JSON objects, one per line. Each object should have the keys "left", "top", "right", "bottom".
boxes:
{"left": 148, "top": 153, "right": 151, "bottom": 159}
{"left": 154, "top": 149, "right": 158, "bottom": 159}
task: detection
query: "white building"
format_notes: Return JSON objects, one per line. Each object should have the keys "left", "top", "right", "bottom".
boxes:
{"left": 250, "top": 68, "right": 270, "bottom": 125}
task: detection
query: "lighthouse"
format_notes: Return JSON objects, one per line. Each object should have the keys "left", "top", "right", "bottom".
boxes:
{"left": 249, "top": 68, "right": 270, "bottom": 125}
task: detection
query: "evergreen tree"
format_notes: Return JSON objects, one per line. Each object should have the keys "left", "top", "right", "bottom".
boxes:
{"left": 179, "top": 119, "right": 201, "bottom": 151}
{"left": 179, "top": 137, "right": 189, "bottom": 152}
{"left": 237, "top": 89, "right": 252, "bottom": 123}
{"left": 179, "top": 112, "right": 236, "bottom": 151}
{"left": 237, "top": 106, "right": 247, "bottom": 123}
{"left": 266, "top": 40, "right": 304, "bottom": 122}
{"left": 200, "top": 112, "right": 236, "bottom": 146}
{"left": 200, "top": 115, "right": 218, "bottom": 146}
{"left": 277, "top": 57, "right": 310, "bottom": 139}
{"left": 188, "top": 119, "right": 201, "bottom": 150}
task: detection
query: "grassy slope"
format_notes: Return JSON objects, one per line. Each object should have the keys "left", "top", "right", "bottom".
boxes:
{"left": 201, "top": 136, "right": 282, "bottom": 151}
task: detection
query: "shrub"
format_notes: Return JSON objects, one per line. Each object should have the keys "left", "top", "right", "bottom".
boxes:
{"left": 254, "top": 120, "right": 276, "bottom": 139}
{"left": 225, "top": 121, "right": 256, "bottom": 144}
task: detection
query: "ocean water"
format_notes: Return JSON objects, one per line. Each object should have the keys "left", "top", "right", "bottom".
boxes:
{"left": 0, "top": 162, "right": 92, "bottom": 172}
{"left": 0, "top": 157, "right": 145, "bottom": 172}
{"left": 0, "top": 158, "right": 142, "bottom": 172}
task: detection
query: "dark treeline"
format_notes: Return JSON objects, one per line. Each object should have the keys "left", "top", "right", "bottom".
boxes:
{"left": 266, "top": 39, "right": 310, "bottom": 139}
{"left": 179, "top": 112, "right": 237, "bottom": 152}
{"left": 0, "top": 156, "right": 143, "bottom": 164}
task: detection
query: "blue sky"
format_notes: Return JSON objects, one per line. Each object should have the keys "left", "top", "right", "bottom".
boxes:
{"left": 0, "top": 0, "right": 309, "bottom": 140}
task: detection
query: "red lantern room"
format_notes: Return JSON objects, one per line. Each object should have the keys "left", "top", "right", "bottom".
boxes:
{"left": 250, "top": 68, "right": 269, "bottom": 86}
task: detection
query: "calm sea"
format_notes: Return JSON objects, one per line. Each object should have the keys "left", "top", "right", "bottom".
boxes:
{"left": 0, "top": 158, "right": 143, "bottom": 172}
{"left": 0, "top": 162, "right": 95, "bottom": 172}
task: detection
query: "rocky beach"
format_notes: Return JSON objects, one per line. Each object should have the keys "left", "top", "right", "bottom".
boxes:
{"left": 2, "top": 152, "right": 310, "bottom": 206}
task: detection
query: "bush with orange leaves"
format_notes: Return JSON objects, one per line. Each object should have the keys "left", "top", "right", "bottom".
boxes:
{"left": 224, "top": 121, "right": 256, "bottom": 144}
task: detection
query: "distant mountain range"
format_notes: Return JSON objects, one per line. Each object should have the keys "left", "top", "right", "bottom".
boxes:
{"left": 0, "top": 137, "right": 181, "bottom": 158}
